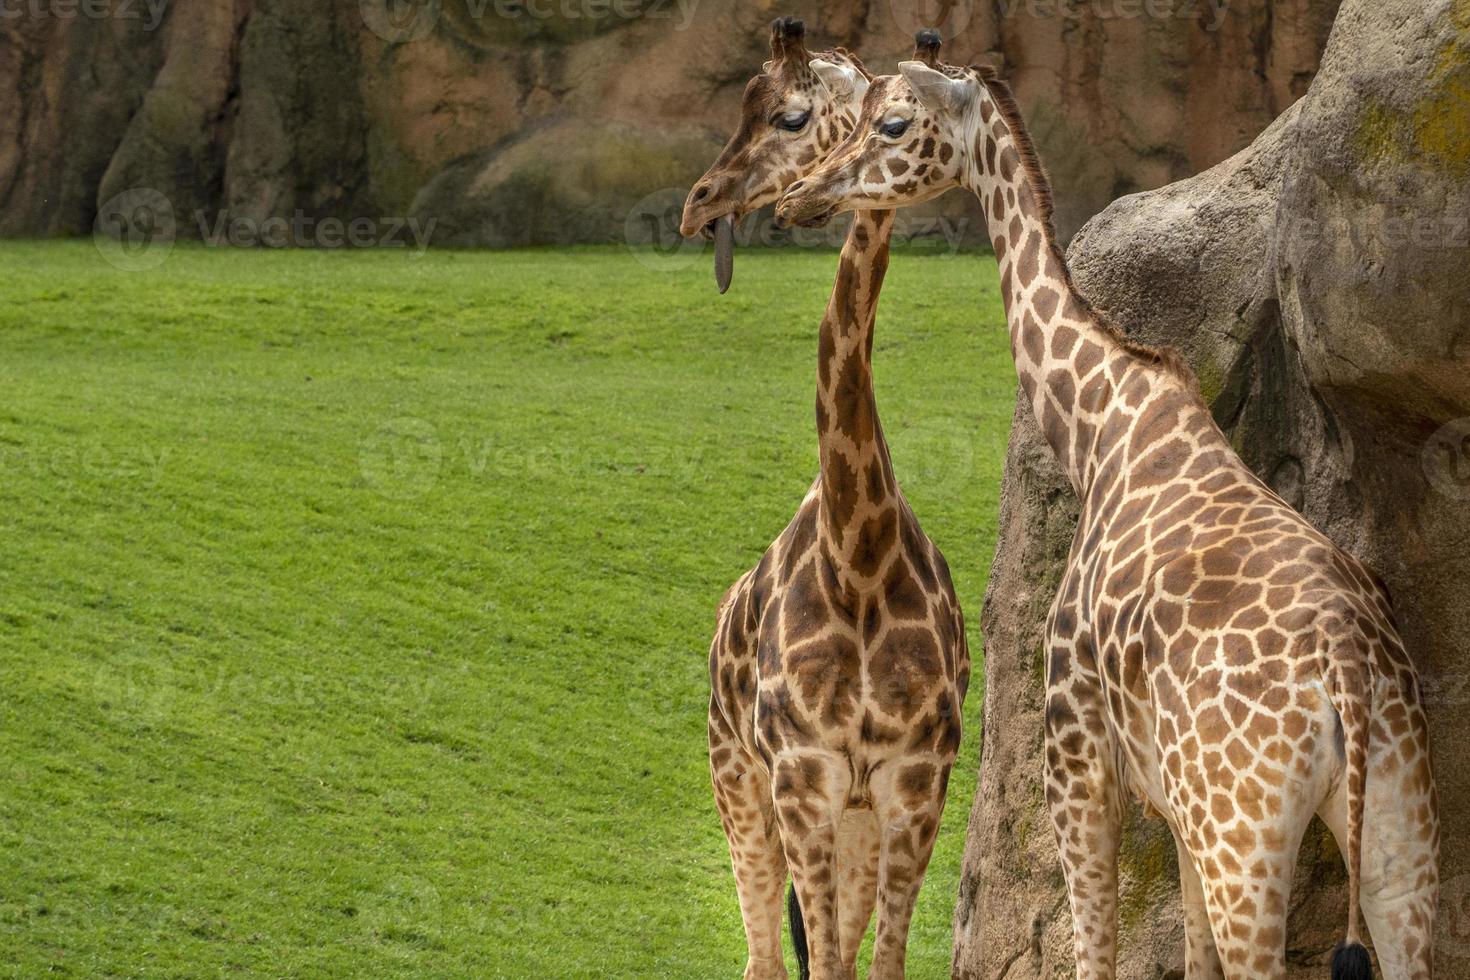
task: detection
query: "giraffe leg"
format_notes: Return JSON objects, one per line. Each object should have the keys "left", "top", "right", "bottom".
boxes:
{"left": 1317, "top": 724, "right": 1438, "bottom": 980}
{"left": 1170, "top": 788, "right": 1313, "bottom": 980}
{"left": 835, "top": 808, "right": 879, "bottom": 975}
{"left": 863, "top": 758, "right": 951, "bottom": 980}
{"left": 772, "top": 751, "right": 851, "bottom": 980}
{"left": 1044, "top": 703, "right": 1122, "bottom": 980}
{"left": 1173, "top": 833, "right": 1224, "bottom": 980}
{"left": 1191, "top": 848, "right": 1296, "bottom": 980}
{"left": 710, "top": 707, "right": 790, "bottom": 980}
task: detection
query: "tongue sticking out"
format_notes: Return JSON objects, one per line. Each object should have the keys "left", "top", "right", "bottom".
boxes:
{"left": 713, "top": 214, "right": 735, "bottom": 294}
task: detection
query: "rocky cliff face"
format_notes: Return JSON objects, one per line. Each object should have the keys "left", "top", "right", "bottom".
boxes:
{"left": 2, "top": 0, "right": 1339, "bottom": 245}
{"left": 952, "top": 0, "right": 1470, "bottom": 976}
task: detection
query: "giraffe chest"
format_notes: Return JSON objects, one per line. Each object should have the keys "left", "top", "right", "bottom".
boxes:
{"left": 755, "top": 576, "right": 964, "bottom": 758}
{"left": 709, "top": 495, "right": 968, "bottom": 788}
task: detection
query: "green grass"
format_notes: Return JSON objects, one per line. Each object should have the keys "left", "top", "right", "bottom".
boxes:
{"left": 0, "top": 240, "right": 1013, "bottom": 977}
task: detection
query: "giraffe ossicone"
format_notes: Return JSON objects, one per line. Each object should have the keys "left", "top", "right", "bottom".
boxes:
{"left": 692, "top": 23, "right": 971, "bottom": 980}
{"left": 779, "top": 54, "right": 1439, "bottom": 980}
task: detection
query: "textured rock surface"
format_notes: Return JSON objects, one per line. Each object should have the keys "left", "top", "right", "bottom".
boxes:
{"left": 2, "top": 0, "right": 1339, "bottom": 244}
{"left": 952, "top": 0, "right": 1470, "bottom": 976}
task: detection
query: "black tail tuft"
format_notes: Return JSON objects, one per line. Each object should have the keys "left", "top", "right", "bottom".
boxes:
{"left": 788, "top": 884, "right": 809, "bottom": 980}
{"left": 1331, "top": 941, "right": 1373, "bottom": 980}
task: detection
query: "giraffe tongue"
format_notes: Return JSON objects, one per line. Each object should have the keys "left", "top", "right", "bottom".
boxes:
{"left": 714, "top": 214, "right": 735, "bottom": 294}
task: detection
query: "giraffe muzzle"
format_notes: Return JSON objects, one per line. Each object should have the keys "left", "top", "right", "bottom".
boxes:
{"left": 774, "top": 187, "right": 836, "bottom": 229}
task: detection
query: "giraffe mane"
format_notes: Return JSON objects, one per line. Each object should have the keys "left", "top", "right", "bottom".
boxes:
{"left": 831, "top": 47, "right": 873, "bottom": 82}
{"left": 970, "top": 64, "right": 1201, "bottom": 395}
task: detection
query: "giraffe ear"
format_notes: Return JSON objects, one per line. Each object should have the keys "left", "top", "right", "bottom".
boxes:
{"left": 809, "top": 59, "right": 868, "bottom": 102}
{"left": 899, "top": 60, "right": 971, "bottom": 115}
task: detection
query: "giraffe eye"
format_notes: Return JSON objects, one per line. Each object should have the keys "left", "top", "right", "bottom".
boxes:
{"left": 775, "top": 110, "right": 811, "bottom": 132}
{"left": 878, "top": 119, "right": 910, "bottom": 139}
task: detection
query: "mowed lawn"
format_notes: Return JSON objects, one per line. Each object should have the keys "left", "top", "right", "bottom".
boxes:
{"left": 0, "top": 240, "right": 1013, "bottom": 977}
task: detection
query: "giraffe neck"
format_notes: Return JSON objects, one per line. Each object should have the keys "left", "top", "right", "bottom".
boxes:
{"left": 959, "top": 95, "right": 1126, "bottom": 497}
{"left": 817, "top": 209, "right": 899, "bottom": 589}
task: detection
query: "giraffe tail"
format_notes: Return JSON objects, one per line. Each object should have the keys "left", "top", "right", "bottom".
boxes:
{"left": 788, "top": 883, "right": 809, "bottom": 980}
{"left": 1332, "top": 941, "right": 1373, "bottom": 980}
{"left": 1327, "top": 648, "right": 1375, "bottom": 980}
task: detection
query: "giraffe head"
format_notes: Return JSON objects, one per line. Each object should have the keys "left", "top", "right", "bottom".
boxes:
{"left": 775, "top": 59, "right": 1014, "bottom": 227}
{"left": 678, "top": 17, "right": 872, "bottom": 241}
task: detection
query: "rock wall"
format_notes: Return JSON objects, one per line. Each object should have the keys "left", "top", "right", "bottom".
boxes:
{"left": 2, "top": 0, "right": 1340, "bottom": 245}
{"left": 952, "top": 0, "right": 1470, "bottom": 976}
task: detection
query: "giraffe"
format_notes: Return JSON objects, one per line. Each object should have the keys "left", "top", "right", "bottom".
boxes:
{"left": 688, "top": 22, "right": 970, "bottom": 980}
{"left": 775, "top": 58, "right": 1438, "bottom": 980}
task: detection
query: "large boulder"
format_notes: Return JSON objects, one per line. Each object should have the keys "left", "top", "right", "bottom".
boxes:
{"left": 952, "top": 0, "right": 1470, "bottom": 976}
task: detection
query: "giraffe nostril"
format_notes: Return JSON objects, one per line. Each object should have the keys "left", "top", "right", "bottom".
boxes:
{"left": 692, "top": 183, "right": 711, "bottom": 202}
{"left": 787, "top": 180, "right": 806, "bottom": 195}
